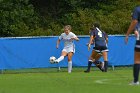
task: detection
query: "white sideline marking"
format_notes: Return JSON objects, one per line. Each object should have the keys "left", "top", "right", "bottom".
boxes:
{"left": 95, "top": 79, "right": 108, "bottom": 84}
{"left": 95, "top": 78, "right": 127, "bottom": 85}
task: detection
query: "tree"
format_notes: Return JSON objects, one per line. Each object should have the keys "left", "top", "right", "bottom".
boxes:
{"left": 0, "top": 0, "right": 40, "bottom": 37}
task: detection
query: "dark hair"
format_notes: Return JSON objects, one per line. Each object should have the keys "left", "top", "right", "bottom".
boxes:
{"left": 93, "top": 22, "right": 100, "bottom": 28}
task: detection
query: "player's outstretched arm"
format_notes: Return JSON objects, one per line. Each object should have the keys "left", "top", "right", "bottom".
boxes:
{"left": 75, "top": 37, "right": 79, "bottom": 41}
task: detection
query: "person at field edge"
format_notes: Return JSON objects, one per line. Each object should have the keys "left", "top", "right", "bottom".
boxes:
{"left": 54, "top": 25, "right": 79, "bottom": 73}
{"left": 125, "top": 5, "right": 140, "bottom": 85}
{"left": 86, "top": 22, "right": 109, "bottom": 72}
{"left": 84, "top": 27, "right": 104, "bottom": 73}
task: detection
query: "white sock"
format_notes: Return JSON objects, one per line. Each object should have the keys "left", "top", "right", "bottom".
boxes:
{"left": 101, "top": 62, "right": 104, "bottom": 69}
{"left": 68, "top": 61, "right": 72, "bottom": 73}
{"left": 56, "top": 56, "right": 64, "bottom": 63}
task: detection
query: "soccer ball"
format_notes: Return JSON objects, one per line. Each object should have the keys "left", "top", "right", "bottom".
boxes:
{"left": 49, "top": 56, "right": 56, "bottom": 64}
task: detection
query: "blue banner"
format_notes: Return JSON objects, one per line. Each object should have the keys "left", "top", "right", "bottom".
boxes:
{"left": 0, "top": 35, "right": 136, "bottom": 69}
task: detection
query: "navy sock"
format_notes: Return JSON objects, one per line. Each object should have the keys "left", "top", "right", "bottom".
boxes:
{"left": 94, "top": 60, "right": 100, "bottom": 65}
{"left": 94, "top": 60, "right": 100, "bottom": 67}
{"left": 104, "top": 61, "right": 108, "bottom": 72}
{"left": 133, "top": 64, "right": 140, "bottom": 83}
{"left": 94, "top": 60, "right": 102, "bottom": 70}
{"left": 87, "top": 61, "right": 92, "bottom": 71}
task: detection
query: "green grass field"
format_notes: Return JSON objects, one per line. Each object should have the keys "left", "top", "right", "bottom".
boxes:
{"left": 0, "top": 67, "right": 140, "bottom": 93}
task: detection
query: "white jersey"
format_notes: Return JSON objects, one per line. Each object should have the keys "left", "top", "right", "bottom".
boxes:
{"left": 59, "top": 32, "right": 77, "bottom": 48}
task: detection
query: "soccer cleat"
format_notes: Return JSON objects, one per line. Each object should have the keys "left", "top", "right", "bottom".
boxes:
{"left": 100, "top": 68, "right": 105, "bottom": 72}
{"left": 97, "top": 66, "right": 105, "bottom": 72}
{"left": 129, "top": 81, "right": 139, "bottom": 85}
{"left": 96, "top": 62, "right": 105, "bottom": 72}
{"left": 84, "top": 70, "right": 90, "bottom": 73}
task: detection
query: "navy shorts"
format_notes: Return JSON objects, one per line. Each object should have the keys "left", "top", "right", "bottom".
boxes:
{"left": 93, "top": 46, "right": 109, "bottom": 53}
{"left": 135, "top": 40, "right": 140, "bottom": 52}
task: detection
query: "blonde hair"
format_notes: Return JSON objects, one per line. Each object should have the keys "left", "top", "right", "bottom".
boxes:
{"left": 64, "top": 25, "right": 72, "bottom": 31}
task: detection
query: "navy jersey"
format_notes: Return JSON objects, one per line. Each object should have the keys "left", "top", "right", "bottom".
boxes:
{"left": 132, "top": 6, "right": 140, "bottom": 51}
{"left": 132, "top": 6, "right": 140, "bottom": 22}
{"left": 132, "top": 6, "right": 140, "bottom": 41}
{"left": 90, "top": 27, "right": 108, "bottom": 47}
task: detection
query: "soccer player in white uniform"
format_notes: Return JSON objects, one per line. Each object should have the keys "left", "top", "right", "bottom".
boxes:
{"left": 54, "top": 25, "right": 79, "bottom": 73}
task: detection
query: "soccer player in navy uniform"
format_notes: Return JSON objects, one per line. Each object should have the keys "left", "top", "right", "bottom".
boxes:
{"left": 125, "top": 5, "right": 140, "bottom": 85}
{"left": 86, "top": 23, "right": 109, "bottom": 72}
{"left": 84, "top": 26, "right": 104, "bottom": 72}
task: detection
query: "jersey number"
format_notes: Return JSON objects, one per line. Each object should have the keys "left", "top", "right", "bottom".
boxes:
{"left": 98, "top": 31, "right": 102, "bottom": 37}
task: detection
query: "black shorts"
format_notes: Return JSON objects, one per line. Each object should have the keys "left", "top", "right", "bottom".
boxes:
{"left": 93, "top": 46, "right": 109, "bottom": 53}
{"left": 135, "top": 40, "right": 140, "bottom": 52}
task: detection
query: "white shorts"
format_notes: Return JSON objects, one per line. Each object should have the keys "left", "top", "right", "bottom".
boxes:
{"left": 62, "top": 46, "right": 75, "bottom": 53}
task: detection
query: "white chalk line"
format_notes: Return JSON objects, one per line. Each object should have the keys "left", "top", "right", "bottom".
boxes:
{"left": 95, "top": 78, "right": 130, "bottom": 85}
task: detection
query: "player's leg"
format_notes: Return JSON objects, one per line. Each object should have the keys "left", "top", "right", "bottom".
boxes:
{"left": 84, "top": 50, "right": 98, "bottom": 72}
{"left": 132, "top": 51, "right": 140, "bottom": 85}
{"left": 55, "top": 50, "right": 67, "bottom": 63}
{"left": 67, "top": 52, "right": 74, "bottom": 73}
{"left": 94, "top": 53, "right": 102, "bottom": 60}
{"left": 94, "top": 53, "right": 105, "bottom": 72}
{"left": 102, "top": 51, "right": 108, "bottom": 72}
{"left": 93, "top": 53, "right": 102, "bottom": 65}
